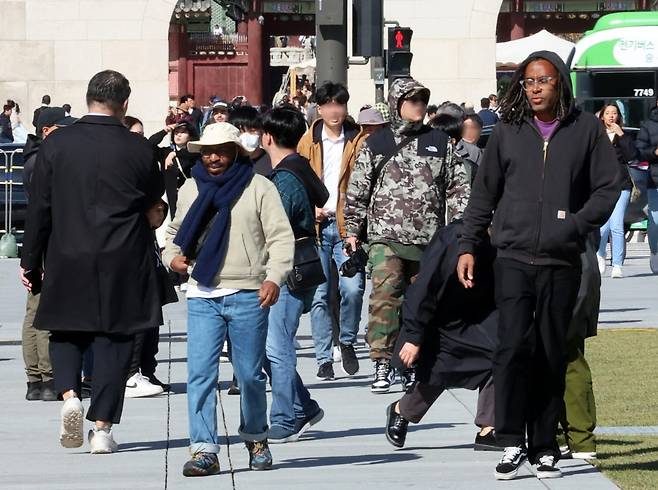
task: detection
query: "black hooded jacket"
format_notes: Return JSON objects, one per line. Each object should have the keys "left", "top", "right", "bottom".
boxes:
{"left": 459, "top": 50, "right": 620, "bottom": 266}
{"left": 636, "top": 106, "right": 658, "bottom": 183}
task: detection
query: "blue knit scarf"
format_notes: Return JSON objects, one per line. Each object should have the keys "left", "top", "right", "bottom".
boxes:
{"left": 173, "top": 159, "right": 254, "bottom": 287}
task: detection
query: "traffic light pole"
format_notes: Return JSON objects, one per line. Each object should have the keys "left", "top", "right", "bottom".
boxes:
{"left": 316, "top": 0, "right": 348, "bottom": 86}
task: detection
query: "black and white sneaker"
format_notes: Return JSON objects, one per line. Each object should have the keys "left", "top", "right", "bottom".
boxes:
{"left": 494, "top": 446, "right": 527, "bottom": 480}
{"left": 371, "top": 359, "right": 396, "bottom": 394}
{"left": 340, "top": 343, "right": 359, "bottom": 375}
{"left": 316, "top": 362, "right": 335, "bottom": 381}
{"left": 400, "top": 367, "right": 416, "bottom": 393}
{"left": 535, "top": 454, "right": 562, "bottom": 479}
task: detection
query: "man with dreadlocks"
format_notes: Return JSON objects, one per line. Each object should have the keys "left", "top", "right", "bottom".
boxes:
{"left": 456, "top": 51, "right": 619, "bottom": 480}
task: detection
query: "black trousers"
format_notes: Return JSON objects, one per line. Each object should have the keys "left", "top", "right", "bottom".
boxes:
{"left": 493, "top": 258, "right": 580, "bottom": 462}
{"left": 398, "top": 377, "right": 495, "bottom": 427}
{"left": 49, "top": 331, "right": 135, "bottom": 424}
{"left": 128, "top": 327, "right": 159, "bottom": 378}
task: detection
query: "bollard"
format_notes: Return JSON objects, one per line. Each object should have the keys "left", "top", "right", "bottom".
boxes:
{"left": 0, "top": 229, "right": 18, "bottom": 258}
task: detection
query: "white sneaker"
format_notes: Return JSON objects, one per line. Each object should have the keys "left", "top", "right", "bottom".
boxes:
{"left": 332, "top": 346, "right": 342, "bottom": 363}
{"left": 125, "top": 373, "right": 164, "bottom": 398}
{"left": 59, "top": 397, "right": 84, "bottom": 448}
{"left": 651, "top": 253, "right": 658, "bottom": 274}
{"left": 535, "top": 454, "right": 562, "bottom": 479}
{"left": 88, "top": 428, "right": 118, "bottom": 454}
{"left": 611, "top": 266, "right": 623, "bottom": 278}
{"left": 571, "top": 451, "right": 597, "bottom": 459}
{"left": 597, "top": 254, "right": 606, "bottom": 275}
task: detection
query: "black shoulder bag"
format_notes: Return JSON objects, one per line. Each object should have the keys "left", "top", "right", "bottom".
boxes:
{"left": 270, "top": 168, "right": 327, "bottom": 293}
{"left": 286, "top": 236, "right": 326, "bottom": 293}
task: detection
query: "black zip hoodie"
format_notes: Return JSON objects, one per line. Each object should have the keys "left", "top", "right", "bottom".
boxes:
{"left": 459, "top": 50, "right": 620, "bottom": 266}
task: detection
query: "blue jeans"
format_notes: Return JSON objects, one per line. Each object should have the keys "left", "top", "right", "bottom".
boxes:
{"left": 263, "top": 285, "right": 320, "bottom": 431}
{"left": 599, "top": 190, "right": 631, "bottom": 266}
{"left": 629, "top": 167, "right": 658, "bottom": 254}
{"left": 187, "top": 291, "right": 268, "bottom": 454}
{"left": 310, "top": 219, "right": 365, "bottom": 366}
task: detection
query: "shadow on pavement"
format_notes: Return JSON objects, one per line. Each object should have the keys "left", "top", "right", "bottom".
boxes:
{"left": 599, "top": 319, "right": 642, "bottom": 324}
{"left": 119, "top": 438, "right": 190, "bottom": 452}
{"left": 599, "top": 308, "right": 647, "bottom": 313}
{"left": 234, "top": 451, "right": 422, "bottom": 472}
{"left": 303, "top": 422, "right": 464, "bottom": 442}
{"left": 399, "top": 443, "right": 475, "bottom": 451}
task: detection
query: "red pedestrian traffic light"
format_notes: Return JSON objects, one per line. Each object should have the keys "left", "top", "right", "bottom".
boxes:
{"left": 387, "top": 27, "right": 414, "bottom": 81}
{"left": 388, "top": 27, "right": 412, "bottom": 51}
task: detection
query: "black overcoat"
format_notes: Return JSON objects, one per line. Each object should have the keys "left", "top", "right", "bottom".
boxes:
{"left": 21, "top": 115, "right": 165, "bottom": 334}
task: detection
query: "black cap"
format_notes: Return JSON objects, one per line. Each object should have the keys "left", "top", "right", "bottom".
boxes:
{"left": 37, "top": 107, "right": 76, "bottom": 133}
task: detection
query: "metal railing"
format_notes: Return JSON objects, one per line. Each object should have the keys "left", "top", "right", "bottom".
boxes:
{"left": 0, "top": 147, "right": 25, "bottom": 241}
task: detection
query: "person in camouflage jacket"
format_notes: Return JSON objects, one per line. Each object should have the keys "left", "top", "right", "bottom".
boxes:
{"left": 343, "top": 77, "right": 471, "bottom": 394}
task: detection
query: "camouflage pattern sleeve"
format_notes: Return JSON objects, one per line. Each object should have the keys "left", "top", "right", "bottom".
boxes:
{"left": 444, "top": 139, "right": 471, "bottom": 223}
{"left": 344, "top": 141, "right": 375, "bottom": 238}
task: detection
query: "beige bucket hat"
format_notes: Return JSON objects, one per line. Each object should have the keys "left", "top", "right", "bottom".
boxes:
{"left": 187, "top": 122, "right": 247, "bottom": 154}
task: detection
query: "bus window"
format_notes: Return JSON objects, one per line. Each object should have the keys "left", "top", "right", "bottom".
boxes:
{"left": 577, "top": 97, "right": 654, "bottom": 129}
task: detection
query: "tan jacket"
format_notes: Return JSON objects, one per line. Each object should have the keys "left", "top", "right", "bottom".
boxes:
{"left": 297, "top": 119, "right": 368, "bottom": 237}
{"left": 163, "top": 175, "right": 294, "bottom": 290}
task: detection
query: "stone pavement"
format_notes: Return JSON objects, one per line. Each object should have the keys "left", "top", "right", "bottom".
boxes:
{"left": 0, "top": 252, "right": 641, "bottom": 489}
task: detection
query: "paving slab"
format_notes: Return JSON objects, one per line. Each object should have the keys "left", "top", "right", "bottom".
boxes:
{"left": 0, "top": 255, "right": 627, "bottom": 489}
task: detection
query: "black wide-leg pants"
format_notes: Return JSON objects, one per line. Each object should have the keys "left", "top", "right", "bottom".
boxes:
{"left": 493, "top": 258, "right": 580, "bottom": 463}
{"left": 49, "top": 331, "right": 135, "bottom": 424}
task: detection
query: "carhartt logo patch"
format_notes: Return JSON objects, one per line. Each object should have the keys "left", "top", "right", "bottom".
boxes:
{"left": 425, "top": 146, "right": 438, "bottom": 152}
{"left": 557, "top": 210, "right": 567, "bottom": 220}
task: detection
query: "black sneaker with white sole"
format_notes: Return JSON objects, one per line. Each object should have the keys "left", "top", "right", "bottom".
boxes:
{"left": 495, "top": 446, "right": 527, "bottom": 480}
{"left": 535, "top": 454, "right": 562, "bottom": 479}
{"left": 371, "top": 359, "right": 396, "bottom": 394}
{"left": 316, "top": 362, "right": 334, "bottom": 381}
{"left": 400, "top": 368, "right": 416, "bottom": 393}
{"left": 340, "top": 343, "right": 359, "bottom": 375}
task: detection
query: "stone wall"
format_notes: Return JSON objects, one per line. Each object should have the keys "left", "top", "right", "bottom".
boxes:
{"left": 0, "top": 0, "right": 502, "bottom": 134}
{"left": 347, "top": 0, "right": 503, "bottom": 115}
{"left": 0, "top": 0, "right": 177, "bottom": 135}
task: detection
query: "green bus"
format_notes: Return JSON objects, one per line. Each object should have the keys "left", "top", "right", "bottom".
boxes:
{"left": 571, "top": 11, "right": 658, "bottom": 129}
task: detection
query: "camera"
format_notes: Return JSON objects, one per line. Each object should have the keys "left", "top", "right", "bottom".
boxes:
{"left": 339, "top": 246, "right": 368, "bottom": 278}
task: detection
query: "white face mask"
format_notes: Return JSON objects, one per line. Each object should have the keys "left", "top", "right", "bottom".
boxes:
{"left": 240, "top": 132, "right": 261, "bottom": 153}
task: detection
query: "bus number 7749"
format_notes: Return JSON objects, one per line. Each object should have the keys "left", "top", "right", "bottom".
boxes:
{"left": 633, "top": 88, "right": 655, "bottom": 97}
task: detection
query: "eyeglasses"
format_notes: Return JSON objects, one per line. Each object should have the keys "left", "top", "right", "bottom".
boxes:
{"left": 519, "top": 76, "right": 555, "bottom": 90}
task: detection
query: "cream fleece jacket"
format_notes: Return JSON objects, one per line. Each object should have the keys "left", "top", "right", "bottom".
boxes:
{"left": 163, "top": 174, "right": 294, "bottom": 290}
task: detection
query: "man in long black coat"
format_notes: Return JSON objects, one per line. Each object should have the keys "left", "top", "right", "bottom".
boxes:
{"left": 20, "top": 70, "right": 164, "bottom": 454}
{"left": 384, "top": 222, "right": 499, "bottom": 450}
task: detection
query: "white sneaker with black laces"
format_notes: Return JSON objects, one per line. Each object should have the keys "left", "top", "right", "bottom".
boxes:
{"left": 535, "top": 454, "right": 562, "bottom": 479}
{"left": 494, "top": 446, "right": 527, "bottom": 480}
{"left": 371, "top": 360, "right": 396, "bottom": 394}
{"left": 125, "top": 373, "right": 164, "bottom": 398}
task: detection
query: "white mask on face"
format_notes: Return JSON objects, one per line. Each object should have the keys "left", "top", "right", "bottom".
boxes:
{"left": 240, "top": 132, "right": 261, "bottom": 153}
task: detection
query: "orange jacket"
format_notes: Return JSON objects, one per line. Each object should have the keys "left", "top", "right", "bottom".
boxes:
{"left": 297, "top": 119, "right": 368, "bottom": 237}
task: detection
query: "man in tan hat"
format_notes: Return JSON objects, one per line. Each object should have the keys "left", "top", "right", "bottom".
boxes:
{"left": 357, "top": 107, "right": 389, "bottom": 137}
{"left": 163, "top": 122, "right": 295, "bottom": 477}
